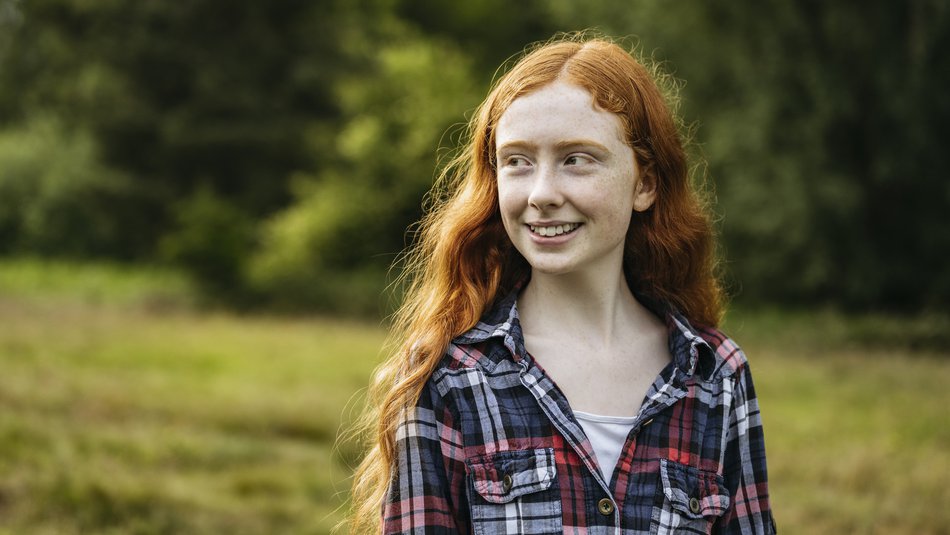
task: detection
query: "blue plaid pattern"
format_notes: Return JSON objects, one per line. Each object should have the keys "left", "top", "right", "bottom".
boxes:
{"left": 383, "top": 289, "right": 776, "bottom": 534}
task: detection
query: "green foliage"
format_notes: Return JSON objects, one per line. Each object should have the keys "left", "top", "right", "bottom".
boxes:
{"left": 0, "top": 117, "right": 151, "bottom": 258}
{"left": 395, "top": 0, "right": 559, "bottom": 73}
{"left": 249, "top": 32, "right": 482, "bottom": 314}
{"left": 0, "top": 0, "right": 380, "bottom": 258}
{"left": 549, "top": 1, "right": 950, "bottom": 310}
{"left": 160, "top": 188, "right": 253, "bottom": 300}
{"left": 247, "top": 176, "right": 386, "bottom": 314}
{"left": 0, "top": 0, "right": 946, "bottom": 312}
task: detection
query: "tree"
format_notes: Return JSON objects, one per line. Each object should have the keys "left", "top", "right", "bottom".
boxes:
{"left": 0, "top": 0, "right": 378, "bottom": 257}
{"left": 548, "top": 0, "right": 950, "bottom": 310}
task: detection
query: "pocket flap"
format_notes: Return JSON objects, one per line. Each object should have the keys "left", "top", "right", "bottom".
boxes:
{"left": 660, "top": 459, "right": 731, "bottom": 519}
{"left": 467, "top": 448, "right": 556, "bottom": 504}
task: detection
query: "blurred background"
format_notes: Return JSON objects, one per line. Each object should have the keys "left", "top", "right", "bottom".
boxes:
{"left": 0, "top": 0, "right": 947, "bottom": 533}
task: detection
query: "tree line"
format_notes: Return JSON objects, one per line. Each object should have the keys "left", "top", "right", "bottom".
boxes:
{"left": 0, "top": 0, "right": 946, "bottom": 314}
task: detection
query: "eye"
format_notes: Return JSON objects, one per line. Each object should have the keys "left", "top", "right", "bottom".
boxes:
{"left": 503, "top": 155, "right": 531, "bottom": 168}
{"left": 564, "top": 154, "right": 593, "bottom": 166}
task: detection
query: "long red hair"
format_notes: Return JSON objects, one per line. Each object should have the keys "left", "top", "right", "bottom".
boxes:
{"left": 346, "top": 34, "right": 722, "bottom": 534}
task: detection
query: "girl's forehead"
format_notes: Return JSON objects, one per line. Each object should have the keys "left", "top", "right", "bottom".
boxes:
{"left": 496, "top": 81, "right": 627, "bottom": 149}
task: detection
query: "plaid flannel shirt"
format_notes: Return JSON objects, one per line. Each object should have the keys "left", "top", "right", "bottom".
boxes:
{"left": 384, "top": 289, "right": 776, "bottom": 534}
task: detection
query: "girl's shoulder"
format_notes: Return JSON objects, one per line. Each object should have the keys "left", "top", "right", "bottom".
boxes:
{"left": 691, "top": 322, "right": 752, "bottom": 380}
{"left": 665, "top": 309, "right": 751, "bottom": 382}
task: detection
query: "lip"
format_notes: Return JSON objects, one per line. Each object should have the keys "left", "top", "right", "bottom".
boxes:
{"left": 526, "top": 220, "right": 577, "bottom": 227}
{"left": 525, "top": 222, "right": 582, "bottom": 244}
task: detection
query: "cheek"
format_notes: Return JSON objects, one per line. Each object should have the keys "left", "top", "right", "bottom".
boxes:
{"left": 496, "top": 178, "right": 524, "bottom": 209}
{"left": 496, "top": 184, "right": 520, "bottom": 230}
{"left": 590, "top": 182, "right": 635, "bottom": 233}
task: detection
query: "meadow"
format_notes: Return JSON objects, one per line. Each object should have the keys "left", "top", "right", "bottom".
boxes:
{"left": 0, "top": 260, "right": 947, "bottom": 534}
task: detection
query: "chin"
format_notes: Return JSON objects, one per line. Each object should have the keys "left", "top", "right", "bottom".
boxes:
{"left": 525, "top": 261, "right": 577, "bottom": 276}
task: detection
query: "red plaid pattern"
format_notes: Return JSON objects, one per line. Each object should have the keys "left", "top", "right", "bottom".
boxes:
{"left": 384, "top": 290, "right": 776, "bottom": 534}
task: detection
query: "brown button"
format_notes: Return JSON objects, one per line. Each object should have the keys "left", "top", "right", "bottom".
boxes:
{"left": 597, "top": 497, "right": 614, "bottom": 516}
{"left": 502, "top": 474, "right": 513, "bottom": 493}
{"left": 688, "top": 497, "right": 701, "bottom": 514}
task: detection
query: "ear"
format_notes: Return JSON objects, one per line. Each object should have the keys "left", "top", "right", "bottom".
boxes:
{"left": 633, "top": 170, "right": 657, "bottom": 212}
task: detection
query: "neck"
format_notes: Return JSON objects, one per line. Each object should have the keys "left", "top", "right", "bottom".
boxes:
{"left": 518, "top": 266, "right": 657, "bottom": 347}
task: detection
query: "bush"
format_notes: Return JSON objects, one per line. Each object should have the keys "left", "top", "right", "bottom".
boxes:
{"left": 0, "top": 117, "right": 153, "bottom": 259}
{"left": 246, "top": 175, "right": 392, "bottom": 315}
{"left": 247, "top": 34, "right": 480, "bottom": 315}
{"left": 159, "top": 187, "right": 254, "bottom": 300}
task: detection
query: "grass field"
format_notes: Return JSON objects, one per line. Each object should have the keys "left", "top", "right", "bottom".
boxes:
{"left": 726, "top": 323, "right": 950, "bottom": 534}
{"left": 0, "top": 260, "right": 948, "bottom": 534}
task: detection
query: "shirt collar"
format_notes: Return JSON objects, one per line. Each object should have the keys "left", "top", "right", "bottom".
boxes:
{"left": 453, "top": 286, "right": 718, "bottom": 382}
{"left": 453, "top": 287, "right": 528, "bottom": 361}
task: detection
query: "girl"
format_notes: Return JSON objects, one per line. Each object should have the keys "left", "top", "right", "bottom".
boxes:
{"left": 349, "top": 35, "right": 775, "bottom": 534}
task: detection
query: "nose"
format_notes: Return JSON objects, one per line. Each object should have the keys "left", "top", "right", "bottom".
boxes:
{"left": 527, "top": 164, "right": 563, "bottom": 210}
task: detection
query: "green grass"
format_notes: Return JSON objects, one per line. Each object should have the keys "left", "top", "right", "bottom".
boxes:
{"left": 0, "top": 263, "right": 386, "bottom": 534}
{"left": 0, "top": 260, "right": 948, "bottom": 534}
{"left": 740, "top": 342, "right": 949, "bottom": 534}
{"left": 725, "top": 308, "right": 950, "bottom": 534}
{"left": 0, "top": 258, "right": 196, "bottom": 310}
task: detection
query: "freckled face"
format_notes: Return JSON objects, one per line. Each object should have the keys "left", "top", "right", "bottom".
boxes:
{"left": 495, "top": 81, "right": 654, "bottom": 278}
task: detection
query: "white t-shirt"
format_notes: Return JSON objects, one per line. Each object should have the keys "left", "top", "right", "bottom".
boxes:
{"left": 573, "top": 410, "right": 638, "bottom": 480}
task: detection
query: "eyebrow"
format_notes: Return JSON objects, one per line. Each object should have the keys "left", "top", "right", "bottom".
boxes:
{"left": 497, "top": 139, "right": 611, "bottom": 154}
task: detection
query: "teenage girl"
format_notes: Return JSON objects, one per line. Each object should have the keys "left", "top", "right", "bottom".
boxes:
{"left": 349, "top": 35, "right": 776, "bottom": 535}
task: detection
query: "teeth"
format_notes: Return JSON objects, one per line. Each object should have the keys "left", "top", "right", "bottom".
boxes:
{"left": 529, "top": 223, "right": 580, "bottom": 237}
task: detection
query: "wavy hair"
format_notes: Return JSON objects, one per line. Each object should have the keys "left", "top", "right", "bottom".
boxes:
{"left": 346, "top": 33, "right": 722, "bottom": 534}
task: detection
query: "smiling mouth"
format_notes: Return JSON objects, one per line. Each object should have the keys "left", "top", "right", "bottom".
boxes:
{"left": 528, "top": 223, "right": 581, "bottom": 237}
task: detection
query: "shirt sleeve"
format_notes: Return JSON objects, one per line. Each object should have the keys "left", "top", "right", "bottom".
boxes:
{"left": 383, "top": 373, "right": 470, "bottom": 534}
{"left": 717, "top": 362, "right": 777, "bottom": 534}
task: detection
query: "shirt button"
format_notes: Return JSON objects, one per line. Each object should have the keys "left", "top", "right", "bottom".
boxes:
{"left": 502, "top": 474, "right": 513, "bottom": 493}
{"left": 688, "top": 497, "right": 701, "bottom": 514}
{"left": 597, "top": 497, "right": 615, "bottom": 516}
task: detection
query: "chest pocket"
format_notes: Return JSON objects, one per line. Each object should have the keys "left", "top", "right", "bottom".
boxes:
{"left": 652, "top": 459, "right": 731, "bottom": 534}
{"left": 466, "top": 448, "right": 562, "bottom": 535}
